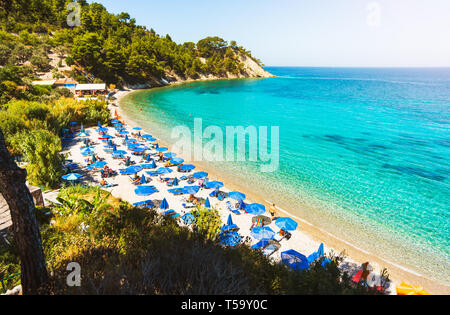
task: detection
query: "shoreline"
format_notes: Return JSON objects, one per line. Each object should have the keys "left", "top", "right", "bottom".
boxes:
{"left": 114, "top": 88, "right": 450, "bottom": 294}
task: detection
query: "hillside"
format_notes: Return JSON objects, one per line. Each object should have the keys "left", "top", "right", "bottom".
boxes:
{"left": 0, "top": 0, "right": 272, "bottom": 90}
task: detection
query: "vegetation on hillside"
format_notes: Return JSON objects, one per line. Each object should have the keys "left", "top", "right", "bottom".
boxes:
{"left": 0, "top": 97, "right": 110, "bottom": 188}
{"left": 0, "top": 0, "right": 263, "bottom": 88}
{"left": 0, "top": 185, "right": 385, "bottom": 295}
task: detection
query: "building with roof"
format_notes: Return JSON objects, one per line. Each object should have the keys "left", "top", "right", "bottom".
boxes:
{"left": 54, "top": 79, "right": 78, "bottom": 89}
{"left": 31, "top": 80, "right": 56, "bottom": 86}
{"left": 75, "top": 83, "right": 107, "bottom": 97}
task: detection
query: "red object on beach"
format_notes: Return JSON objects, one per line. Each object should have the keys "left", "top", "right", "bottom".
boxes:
{"left": 352, "top": 270, "right": 364, "bottom": 283}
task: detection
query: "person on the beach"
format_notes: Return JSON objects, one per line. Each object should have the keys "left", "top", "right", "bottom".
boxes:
{"left": 100, "top": 178, "right": 107, "bottom": 186}
{"left": 132, "top": 174, "right": 140, "bottom": 185}
{"left": 270, "top": 203, "right": 277, "bottom": 219}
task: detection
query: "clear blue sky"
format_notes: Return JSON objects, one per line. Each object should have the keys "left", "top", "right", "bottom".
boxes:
{"left": 91, "top": 0, "right": 450, "bottom": 67}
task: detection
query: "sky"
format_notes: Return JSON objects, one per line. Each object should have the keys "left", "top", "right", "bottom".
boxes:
{"left": 90, "top": 0, "right": 450, "bottom": 67}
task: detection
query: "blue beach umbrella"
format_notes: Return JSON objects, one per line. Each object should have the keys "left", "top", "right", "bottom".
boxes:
{"left": 219, "top": 231, "right": 242, "bottom": 247}
{"left": 121, "top": 165, "right": 143, "bottom": 174}
{"left": 145, "top": 154, "right": 151, "bottom": 162}
{"left": 221, "top": 214, "right": 238, "bottom": 232}
{"left": 142, "top": 134, "right": 153, "bottom": 139}
{"left": 77, "top": 131, "right": 90, "bottom": 138}
{"left": 228, "top": 191, "right": 246, "bottom": 201}
{"left": 193, "top": 171, "right": 208, "bottom": 179}
{"left": 140, "top": 174, "right": 147, "bottom": 184}
{"left": 133, "top": 127, "right": 142, "bottom": 131}
{"left": 205, "top": 181, "right": 224, "bottom": 189}
{"left": 157, "top": 167, "right": 173, "bottom": 175}
{"left": 102, "top": 134, "right": 113, "bottom": 139}
{"left": 275, "top": 217, "right": 298, "bottom": 231}
{"left": 246, "top": 203, "right": 266, "bottom": 215}
{"left": 119, "top": 131, "right": 129, "bottom": 135}
{"left": 281, "top": 250, "right": 309, "bottom": 271}
{"left": 81, "top": 148, "right": 95, "bottom": 155}
{"left": 133, "top": 147, "right": 147, "bottom": 153}
{"left": 160, "top": 198, "right": 169, "bottom": 210}
{"left": 135, "top": 185, "right": 158, "bottom": 196}
{"left": 127, "top": 143, "right": 139, "bottom": 149}
{"left": 205, "top": 197, "right": 211, "bottom": 209}
{"left": 251, "top": 226, "right": 275, "bottom": 240}
{"left": 307, "top": 243, "right": 326, "bottom": 265}
{"left": 115, "top": 126, "right": 125, "bottom": 131}
{"left": 170, "top": 157, "right": 184, "bottom": 165}
{"left": 112, "top": 119, "right": 120, "bottom": 123}
{"left": 156, "top": 147, "right": 168, "bottom": 153}
{"left": 62, "top": 173, "right": 83, "bottom": 181}
{"left": 149, "top": 160, "right": 157, "bottom": 169}
{"left": 88, "top": 161, "right": 107, "bottom": 169}
{"left": 172, "top": 177, "right": 179, "bottom": 186}
{"left": 182, "top": 186, "right": 200, "bottom": 195}
{"left": 179, "top": 164, "right": 196, "bottom": 172}
{"left": 182, "top": 213, "right": 195, "bottom": 225}
{"left": 164, "top": 152, "right": 177, "bottom": 158}
{"left": 97, "top": 127, "right": 108, "bottom": 133}
{"left": 113, "top": 150, "right": 127, "bottom": 155}
{"left": 227, "top": 214, "right": 233, "bottom": 226}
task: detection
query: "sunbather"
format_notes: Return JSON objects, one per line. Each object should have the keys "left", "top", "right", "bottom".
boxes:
{"left": 131, "top": 174, "right": 141, "bottom": 185}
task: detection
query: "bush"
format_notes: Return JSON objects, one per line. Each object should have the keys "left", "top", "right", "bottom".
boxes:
{"left": 10, "top": 129, "right": 64, "bottom": 188}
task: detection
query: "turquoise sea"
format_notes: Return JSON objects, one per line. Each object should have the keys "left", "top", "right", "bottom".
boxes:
{"left": 120, "top": 67, "right": 450, "bottom": 285}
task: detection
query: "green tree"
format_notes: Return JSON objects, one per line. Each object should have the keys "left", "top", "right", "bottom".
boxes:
{"left": 10, "top": 129, "right": 64, "bottom": 188}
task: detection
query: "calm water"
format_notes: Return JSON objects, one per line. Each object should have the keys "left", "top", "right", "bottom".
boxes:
{"left": 121, "top": 67, "right": 450, "bottom": 284}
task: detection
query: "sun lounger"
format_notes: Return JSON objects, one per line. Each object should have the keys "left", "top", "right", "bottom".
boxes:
{"left": 162, "top": 210, "right": 180, "bottom": 218}
{"left": 226, "top": 201, "right": 241, "bottom": 215}
{"left": 133, "top": 200, "right": 155, "bottom": 208}
{"left": 182, "top": 202, "right": 196, "bottom": 208}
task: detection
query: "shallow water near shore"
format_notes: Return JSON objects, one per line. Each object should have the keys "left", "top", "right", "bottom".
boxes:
{"left": 120, "top": 67, "right": 450, "bottom": 286}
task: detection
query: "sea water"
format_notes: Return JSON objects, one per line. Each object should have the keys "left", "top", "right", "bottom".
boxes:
{"left": 121, "top": 67, "right": 450, "bottom": 285}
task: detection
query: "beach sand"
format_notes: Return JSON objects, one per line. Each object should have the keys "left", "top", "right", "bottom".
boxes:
{"left": 54, "top": 89, "right": 449, "bottom": 295}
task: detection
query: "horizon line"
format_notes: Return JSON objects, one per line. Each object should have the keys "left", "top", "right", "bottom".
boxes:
{"left": 264, "top": 65, "right": 450, "bottom": 69}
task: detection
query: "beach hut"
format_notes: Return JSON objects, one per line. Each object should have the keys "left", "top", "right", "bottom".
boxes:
{"left": 75, "top": 83, "right": 107, "bottom": 97}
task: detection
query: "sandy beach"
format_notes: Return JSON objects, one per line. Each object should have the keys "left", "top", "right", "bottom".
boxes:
{"left": 50, "top": 88, "right": 449, "bottom": 295}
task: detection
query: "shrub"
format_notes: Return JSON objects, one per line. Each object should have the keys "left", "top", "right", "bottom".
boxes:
{"left": 10, "top": 129, "right": 64, "bottom": 188}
